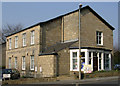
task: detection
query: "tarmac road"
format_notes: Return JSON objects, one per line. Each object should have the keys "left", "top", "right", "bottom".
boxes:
{"left": 2, "top": 76, "right": 120, "bottom": 86}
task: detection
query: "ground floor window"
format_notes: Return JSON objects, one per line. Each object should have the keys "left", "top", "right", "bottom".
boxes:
{"left": 70, "top": 50, "right": 79, "bottom": 71}
{"left": 30, "top": 55, "right": 34, "bottom": 70}
{"left": 72, "top": 52, "right": 78, "bottom": 70}
{"left": 104, "top": 53, "right": 109, "bottom": 69}
{"left": 89, "top": 52, "right": 91, "bottom": 64}
{"left": 9, "top": 57, "right": 11, "bottom": 68}
{"left": 22, "top": 56, "right": 25, "bottom": 70}
{"left": 14, "top": 57, "right": 17, "bottom": 69}
{"left": 70, "top": 49, "right": 111, "bottom": 72}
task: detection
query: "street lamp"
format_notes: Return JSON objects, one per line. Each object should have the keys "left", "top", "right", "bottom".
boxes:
{"left": 79, "top": 4, "right": 82, "bottom": 80}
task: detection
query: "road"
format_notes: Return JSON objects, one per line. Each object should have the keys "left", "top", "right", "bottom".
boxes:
{"left": 2, "top": 76, "right": 120, "bottom": 86}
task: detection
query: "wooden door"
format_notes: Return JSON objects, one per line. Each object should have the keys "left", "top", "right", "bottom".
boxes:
{"left": 93, "top": 57, "right": 98, "bottom": 71}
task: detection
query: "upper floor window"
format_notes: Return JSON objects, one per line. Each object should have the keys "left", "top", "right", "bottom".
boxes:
{"left": 9, "top": 38, "right": 12, "bottom": 49}
{"left": 96, "top": 31, "right": 103, "bottom": 45}
{"left": 31, "top": 31, "right": 34, "bottom": 45}
{"left": 15, "top": 36, "right": 18, "bottom": 48}
{"left": 22, "top": 33, "right": 26, "bottom": 46}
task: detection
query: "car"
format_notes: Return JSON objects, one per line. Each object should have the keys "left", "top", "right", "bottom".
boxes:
{"left": 114, "top": 64, "right": 120, "bottom": 70}
{"left": 2, "top": 69, "right": 20, "bottom": 80}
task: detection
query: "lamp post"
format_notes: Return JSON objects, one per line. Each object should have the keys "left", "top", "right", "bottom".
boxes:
{"left": 79, "top": 4, "right": 82, "bottom": 80}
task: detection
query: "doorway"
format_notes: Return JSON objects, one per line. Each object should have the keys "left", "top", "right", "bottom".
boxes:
{"left": 93, "top": 57, "right": 98, "bottom": 71}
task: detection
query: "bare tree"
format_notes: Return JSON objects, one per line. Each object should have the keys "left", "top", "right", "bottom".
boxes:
{"left": 1, "top": 24, "right": 23, "bottom": 43}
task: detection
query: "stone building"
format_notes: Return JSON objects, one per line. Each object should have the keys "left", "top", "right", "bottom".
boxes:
{"left": 6, "top": 6, "right": 114, "bottom": 77}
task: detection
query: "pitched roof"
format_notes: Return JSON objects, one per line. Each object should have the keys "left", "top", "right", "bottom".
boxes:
{"left": 6, "top": 5, "right": 115, "bottom": 37}
{"left": 39, "top": 39, "right": 78, "bottom": 55}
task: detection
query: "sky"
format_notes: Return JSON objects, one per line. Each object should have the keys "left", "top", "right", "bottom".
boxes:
{"left": 2, "top": 2, "right": 119, "bottom": 49}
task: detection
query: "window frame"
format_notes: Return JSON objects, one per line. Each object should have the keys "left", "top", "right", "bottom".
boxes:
{"left": 14, "top": 57, "right": 17, "bottom": 69}
{"left": 15, "top": 36, "right": 18, "bottom": 48}
{"left": 104, "top": 53, "right": 109, "bottom": 70}
{"left": 70, "top": 50, "right": 79, "bottom": 71}
{"left": 96, "top": 31, "right": 103, "bottom": 45}
{"left": 22, "top": 56, "right": 25, "bottom": 70}
{"left": 30, "top": 55, "right": 34, "bottom": 70}
{"left": 9, "top": 38, "right": 12, "bottom": 49}
{"left": 31, "top": 30, "right": 35, "bottom": 45}
{"left": 9, "top": 57, "right": 11, "bottom": 69}
{"left": 22, "top": 33, "right": 26, "bottom": 47}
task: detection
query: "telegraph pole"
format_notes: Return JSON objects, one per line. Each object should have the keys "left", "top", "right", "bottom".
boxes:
{"left": 79, "top": 4, "right": 82, "bottom": 80}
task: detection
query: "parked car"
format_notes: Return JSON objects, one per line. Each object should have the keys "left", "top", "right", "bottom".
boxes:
{"left": 2, "top": 69, "right": 20, "bottom": 80}
{"left": 114, "top": 64, "right": 120, "bottom": 70}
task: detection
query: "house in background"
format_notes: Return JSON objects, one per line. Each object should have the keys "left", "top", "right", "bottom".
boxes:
{"left": 0, "top": 42, "right": 6, "bottom": 69}
{"left": 6, "top": 6, "right": 114, "bottom": 78}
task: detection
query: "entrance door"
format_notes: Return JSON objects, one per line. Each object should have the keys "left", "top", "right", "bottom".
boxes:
{"left": 93, "top": 57, "right": 98, "bottom": 71}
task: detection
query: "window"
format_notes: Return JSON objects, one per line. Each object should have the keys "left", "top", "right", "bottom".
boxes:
{"left": 104, "top": 53, "right": 109, "bottom": 69}
{"left": 23, "top": 33, "right": 26, "bottom": 46}
{"left": 31, "top": 31, "right": 34, "bottom": 45}
{"left": 9, "top": 57, "right": 11, "bottom": 68}
{"left": 22, "top": 56, "right": 25, "bottom": 70}
{"left": 15, "top": 57, "right": 17, "bottom": 69}
{"left": 96, "top": 31, "right": 103, "bottom": 45}
{"left": 30, "top": 55, "right": 34, "bottom": 70}
{"left": 9, "top": 38, "right": 12, "bottom": 49}
{"left": 70, "top": 50, "right": 79, "bottom": 71}
{"left": 99, "top": 53, "right": 102, "bottom": 70}
{"left": 81, "top": 52, "right": 85, "bottom": 57}
{"left": 89, "top": 52, "right": 91, "bottom": 64}
{"left": 15, "top": 36, "right": 18, "bottom": 48}
{"left": 72, "top": 52, "right": 78, "bottom": 70}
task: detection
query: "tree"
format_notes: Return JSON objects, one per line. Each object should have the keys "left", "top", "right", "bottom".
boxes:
{"left": 1, "top": 24, "right": 23, "bottom": 43}
{"left": 114, "top": 51, "right": 120, "bottom": 64}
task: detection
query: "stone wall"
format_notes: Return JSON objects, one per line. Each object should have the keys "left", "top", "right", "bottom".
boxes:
{"left": 40, "top": 18, "right": 62, "bottom": 52}
{"left": 57, "top": 48, "right": 70, "bottom": 75}
{"left": 6, "top": 25, "right": 41, "bottom": 77}
{"left": 38, "top": 55, "right": 57, "bottom": 77}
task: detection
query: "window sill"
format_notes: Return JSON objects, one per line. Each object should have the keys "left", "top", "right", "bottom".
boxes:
{"left": 30, "top": 69, "right": 34, "bottom": 72}
{"left": 70, "top": 70, "right": 79, "bottom": 72}
{"left": 97, "top": 44, "right": 104, "bottom": 47}
{"left": 30, "top": 44, "right": 35, "bottom": 46}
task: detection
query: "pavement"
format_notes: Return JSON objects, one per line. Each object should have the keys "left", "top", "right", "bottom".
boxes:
{"left": 32, "top": 76, "right": 120, "bottom": 84}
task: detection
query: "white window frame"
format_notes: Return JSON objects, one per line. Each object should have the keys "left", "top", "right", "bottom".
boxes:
{"left": 9, "top": 38, "right": 12, "bottom": 49}
{"left": 15, "top": 36, "right": 18, "bottom": 48}
{"left": 9, "top": 57, "right": 11, "bottom": 69}
{"left": 70, "top": 49, "right": 79, "bottom": 71}
{"left": 30, "top": 55, "right": 34, "bottom": 70}
{"left": 22, "top": 33, "right": 26, "bottom": 47}
{"left": 96, "top": 31, "right": 103, "bottom": 45}
{"left": 14, "top": 57, "right": 17, "bottom": 69}
{"left": 22, "top": 56, "right": 25, "bottom": 70}
{"left": 31, "top": 31, "right": 35, "bottom": 45}
{"left": 104, "top": 53, "right": 110, "bottom": 70}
